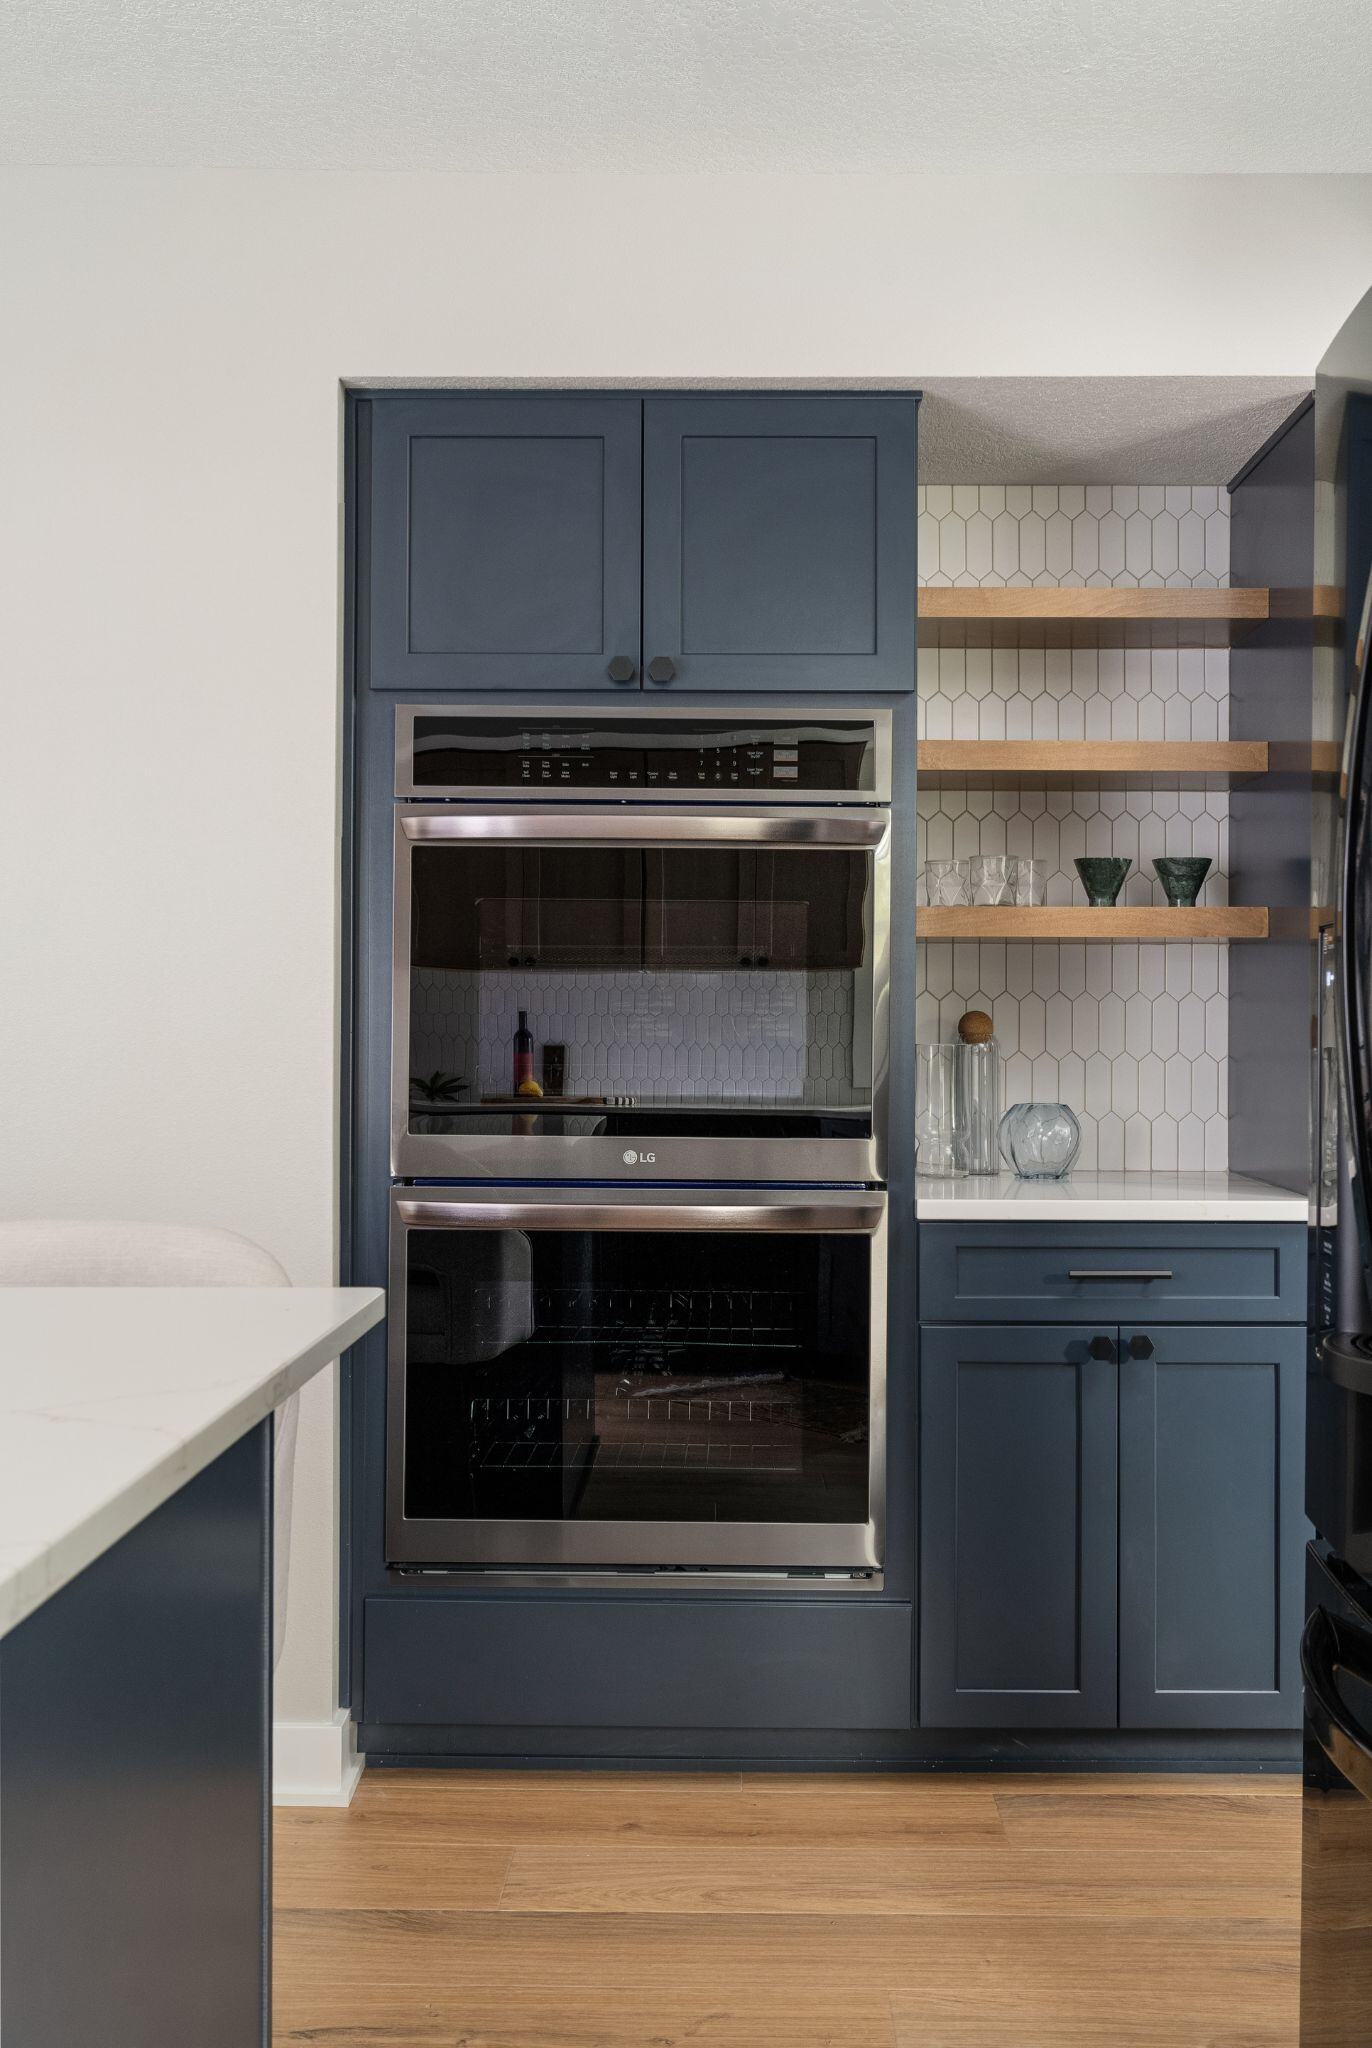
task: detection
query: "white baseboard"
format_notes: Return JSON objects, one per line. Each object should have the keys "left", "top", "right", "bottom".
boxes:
{"left": 272, "top": 1707, "right": 364, "bottom": 1807}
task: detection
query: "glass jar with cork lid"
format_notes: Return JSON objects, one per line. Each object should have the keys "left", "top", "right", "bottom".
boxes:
{"left": 954, "top": 1008, "right": 1001, "bottom": 1176}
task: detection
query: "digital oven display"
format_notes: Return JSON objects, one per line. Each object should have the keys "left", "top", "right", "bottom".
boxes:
{"left": 407, "top": 716, "right": 875, "bottom": 794}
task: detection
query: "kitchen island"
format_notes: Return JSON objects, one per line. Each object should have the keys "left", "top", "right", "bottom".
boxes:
{"left": 0, "top": 1284, "right": 384, "bottom": 2048}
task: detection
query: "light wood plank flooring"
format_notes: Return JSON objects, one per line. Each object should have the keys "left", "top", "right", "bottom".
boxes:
{"left": 274, "top": 1769, "right": 1299, "bottom": 2047}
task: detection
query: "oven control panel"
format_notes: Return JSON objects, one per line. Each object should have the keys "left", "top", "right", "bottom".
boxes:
{"left": 402, "top": 712, "right": 885, "bottom": 801}
{"left": 513, "top": 739, "right": 800, "bottom": 790}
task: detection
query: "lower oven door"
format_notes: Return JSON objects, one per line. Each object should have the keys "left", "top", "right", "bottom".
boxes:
{"left": 386, "top": 1185, "right": 886, "bottom": 1576}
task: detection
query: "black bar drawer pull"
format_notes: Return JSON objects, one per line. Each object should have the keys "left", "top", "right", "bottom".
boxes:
{"left": 1068, "top": 1268, "right": 1174, "bottom": 1282}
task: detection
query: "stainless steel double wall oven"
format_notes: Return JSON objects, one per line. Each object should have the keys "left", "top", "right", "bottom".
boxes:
{"left": 387, "top": 705, "right": 893, "bottom": 1581}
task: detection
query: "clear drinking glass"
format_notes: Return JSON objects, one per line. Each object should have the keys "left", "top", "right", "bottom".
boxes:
{"left": 1013, "top": 857, "right": 1046, "bottom": 906}
{"left": 916, "top": 1045, "right": 968, "bottom": 1177}
{"left": 924, "top": 859, "right": 970, "bottom": 906}
{"left": 954, "top": 1039, "right": 1002, "bottom": 1174}
{"left": 969, "top": 855, "right": 1016, "bottom": 906}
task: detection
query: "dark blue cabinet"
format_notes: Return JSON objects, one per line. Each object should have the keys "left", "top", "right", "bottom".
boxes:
{"left": 366, "top": 394, "right": 643, "bottom": 694}
{"left": 1119, "top": 1324, "right": 1304, "bottom": 1728}
{"left": 0, "top": 1426, "right": 272, "bottom": 2048}
{"left": 363, "top": 1593, "right": 914, "bottom": 1732}
{"left": 642, "top": 395, "right": 916, "bottom": 695}
{"left": 918, "top": 1221, "right": 1306, "bottom": 1326}
{"left": 918, "top": 1325, "right": 1119, "bottom": 1728}
{"left": 364, "top": 391, "right": 917, "bottom": 695}
{"left": 918, "top": 1264, "right": 1307, "bottom": 1733}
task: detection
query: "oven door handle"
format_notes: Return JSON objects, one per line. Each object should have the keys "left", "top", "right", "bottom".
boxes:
{"left": 398, "top": 808, "right": 888, "bottom": 850}
{"left": 392, "top": 1192, "right": 887, "bottom": 1234}
{"left": 1302, "top": 1605, "right": 1372, "bottom": 1803}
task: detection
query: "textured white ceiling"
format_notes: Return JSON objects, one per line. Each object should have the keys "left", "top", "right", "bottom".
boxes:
{"left": 916, "top": 378, "right": 1313, "bottom": 483}
{"left": 4, "top": 0, "right": 1370, "bottom": 171}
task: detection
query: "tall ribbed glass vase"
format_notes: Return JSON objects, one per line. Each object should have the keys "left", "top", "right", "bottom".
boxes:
{"left": 954, "top": 1040, "right": 1002, "bottom": 1175}
{"left": 915, "top": 1045, "right": 967, "bottom": 1177}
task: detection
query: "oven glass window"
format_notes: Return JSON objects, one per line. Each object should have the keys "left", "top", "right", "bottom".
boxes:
{"left": 406, "top": 845, "right": 875, "bottom": 1132}
{"left": 401, "top": 1228, "right": 871, "bottom": 1527}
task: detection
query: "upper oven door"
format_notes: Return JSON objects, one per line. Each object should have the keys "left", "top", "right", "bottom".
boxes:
{"left": 392, "top": 807, "right": 890, "bottom": 1182}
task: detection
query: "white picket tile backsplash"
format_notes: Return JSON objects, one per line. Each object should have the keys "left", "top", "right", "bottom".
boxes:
{"left": 411, "top": 966, "right": 861, "bottom": 1106}
{"left": 916, "top": 484, "right": 1231, "bottom": 1171}
{"left": 919, "top": 484, "right": 1231, "bottom": 589}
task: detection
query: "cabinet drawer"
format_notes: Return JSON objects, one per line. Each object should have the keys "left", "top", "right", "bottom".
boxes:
{"left": 362, "top": 1594, "right": 913, "bottom": 1731}
{"left": 918, "top": 1223, "right": 1305, "bottom": 1325}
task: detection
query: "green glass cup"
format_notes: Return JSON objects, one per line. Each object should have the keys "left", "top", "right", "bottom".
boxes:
{"left": 1074, "top": 856, "right": 1131, "bottom": 907}
{"left": 1153, "top": 856, "right": 1212, "bottom": 907}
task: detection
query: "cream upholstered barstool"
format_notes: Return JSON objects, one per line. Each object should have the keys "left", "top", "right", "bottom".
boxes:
{"left": 0, "top": 1221, "right": 298, "bottom": 1665}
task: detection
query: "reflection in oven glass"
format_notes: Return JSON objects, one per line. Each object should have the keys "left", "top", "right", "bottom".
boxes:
{"left": 407, "top": 844, "right": 872, "bottom": 1120}
{"left": 402, "top": 1229, "right": 871, "bottom": 1528}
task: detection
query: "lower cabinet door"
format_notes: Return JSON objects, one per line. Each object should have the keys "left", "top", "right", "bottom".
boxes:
{"left": 919, "top": 1325, "right": 1119, "bottom": 1728}
{"left": 1118, "top": 1324, "right": 1305, "bottom": 1729}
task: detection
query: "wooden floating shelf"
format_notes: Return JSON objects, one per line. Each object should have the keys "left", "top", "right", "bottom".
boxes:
{"left": 918, "top": 741, "right": 1268, "bottom": 788}
{"left": 920, "top": 588, "right": 1269, "bottom": 622}
{"left": 918, "top": 906, "right": 1269, "bottom": 942}
{"left": 919, "top": 587, "right": 1268, "bottom": 646}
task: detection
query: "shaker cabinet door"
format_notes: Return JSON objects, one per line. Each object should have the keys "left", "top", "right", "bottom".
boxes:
{"left": 919, "top": 1326, "right": 1119, "bottom": 1728}
{"left": 641, "top": 395, "right": 917, "bottom": 695}
{"left": 1118, "top": 1324, "right": 1304, "bottom": 1729}
{"left": 366, "top": 396, "right": 642, "bottom": 693}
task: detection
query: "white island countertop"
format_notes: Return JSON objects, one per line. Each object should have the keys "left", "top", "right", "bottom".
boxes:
{"left": 0, "top": 1286, "right": 384, "bottom": 1640}
{"left": 915, "top": 1170, "right": 1307, "bottom": 1222}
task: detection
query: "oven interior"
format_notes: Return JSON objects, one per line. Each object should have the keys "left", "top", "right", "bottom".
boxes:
{"left": 400, "top": 1227, "right": 872, "bottom": 1528}
{"left": 404, "top": 842, "right": 874, "bottom": 1129}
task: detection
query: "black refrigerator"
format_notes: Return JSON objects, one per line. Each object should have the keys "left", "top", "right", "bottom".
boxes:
{"left": 1302, "top": 285, "right": 1372, "bottom": 2046}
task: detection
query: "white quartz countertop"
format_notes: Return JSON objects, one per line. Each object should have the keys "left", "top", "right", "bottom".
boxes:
{"left": 0, "top": 1286, "right": 384, "bottom": 1640}
{"left": 915, "top": 1170, "right": 1307, "bottom": 1222}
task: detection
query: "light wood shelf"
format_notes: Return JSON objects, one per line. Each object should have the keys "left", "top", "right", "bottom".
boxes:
{"left": 917, "top": 741, "right": 1268, "bottom": 788}
{"left": 918, "top": 906, "right": 1269, "bottom": 942}
{"left": 919, "top": 587, "right": 1268, "bottom": 645}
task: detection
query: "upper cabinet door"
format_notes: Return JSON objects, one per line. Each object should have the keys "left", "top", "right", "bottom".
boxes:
{"left": 366, "top": 396, "right": 642, "bottom": 693}
{"left": 642, "top": 396, "right": 917, "bottom": 694}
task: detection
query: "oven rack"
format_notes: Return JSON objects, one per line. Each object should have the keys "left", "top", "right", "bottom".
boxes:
{"left": 467, "top": 1393, "right": 802, "bottom": 1429}
{"left": 470, "top": 1434, "right": 802, "bottom": 1474}
{"left": 527, "top": 1286, "right": 800, "bottom": 1346}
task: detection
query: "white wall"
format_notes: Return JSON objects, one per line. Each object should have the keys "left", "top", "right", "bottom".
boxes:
{"left": 2, "top": 168, "right": 1370, "bottom": 1780}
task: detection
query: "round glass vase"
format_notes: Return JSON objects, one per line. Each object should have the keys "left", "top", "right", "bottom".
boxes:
{"left": 998, "top": 1101, "right": 1082, "bottom": 1181}
{"left": 915, "top": 1045, "right": 968, "bottom": 1177}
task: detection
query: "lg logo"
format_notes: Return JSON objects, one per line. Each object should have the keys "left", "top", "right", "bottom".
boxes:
{"left": 622, "top": 1149, "right": 657, "bottom": 1166}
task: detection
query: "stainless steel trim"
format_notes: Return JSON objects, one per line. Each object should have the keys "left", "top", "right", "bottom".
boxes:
{"left": 396, "top": 1132, "right": 882, "bottom": 1182}
{"left": 394, "top": 1188, "right": 885, "bottom": 1232}
{"left": 392, "top": 1567, "right": 884, "bottom": 1593}
{"left": 399, "top": 807, "right": 889, "bottom": 848}
{"left": 390, "top": 803, "right": 891, "bottom": 1183}
{"left": 385, "top": 1184, "right": 887, "bottom": 1576}
{"left": 1067, "top": 1268, "right": 1174, "bottom": 1281}
{"left": 395, "top": 702, "right": 893, "bottom": 807}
